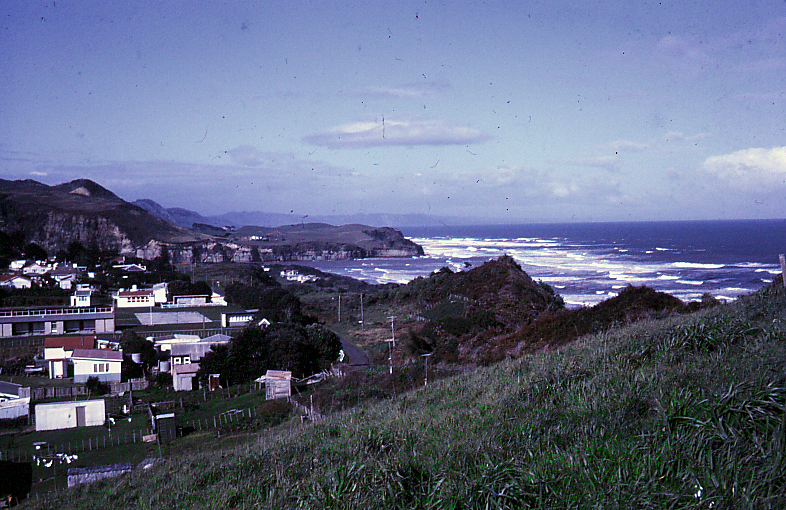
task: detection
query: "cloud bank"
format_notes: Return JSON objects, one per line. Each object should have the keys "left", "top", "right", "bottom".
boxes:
{"left": 304, "top": 118, "right": 490, "bottom": 148}
{"left": 703, "top": 146, "right": 786, "bottom": 188}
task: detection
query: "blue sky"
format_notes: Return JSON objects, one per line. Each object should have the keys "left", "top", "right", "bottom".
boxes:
{"left": 2, "top": 0, "right": 784, "bottom": 223}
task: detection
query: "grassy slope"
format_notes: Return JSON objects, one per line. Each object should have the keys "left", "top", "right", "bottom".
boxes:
{"left": 27, "top": 286, "right": 786, "bottom": 509}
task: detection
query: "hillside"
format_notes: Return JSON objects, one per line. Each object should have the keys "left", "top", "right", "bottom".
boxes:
{"left": 0, "top": 178, "right": 200, "bottom": 253}
{"left": 26, "top": 285, "right": 786, "bottom": 509}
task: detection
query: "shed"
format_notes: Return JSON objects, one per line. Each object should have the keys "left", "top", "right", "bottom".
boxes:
{"left": 172, "top": 363, "right": 200, "bottom": 391}
{"left": 255, "top": 370, "right": 292, "bottom": 400}
{"left": 35, "top": 399, "right": 106, "bottom": 431}
{"left": 153, "top": 412, "right": 176, "bottom": 443}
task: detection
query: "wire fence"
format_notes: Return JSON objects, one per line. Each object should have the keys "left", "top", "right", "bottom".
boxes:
{"left": 0, "top": 406, "right": 260, "bottom": 463}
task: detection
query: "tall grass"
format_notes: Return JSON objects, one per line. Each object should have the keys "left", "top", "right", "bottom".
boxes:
{"left": 28, "top": 287, "right": 786, "bottom": 509}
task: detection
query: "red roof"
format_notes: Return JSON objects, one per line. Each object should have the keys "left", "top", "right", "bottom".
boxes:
{"left": 44, "top": 336, "right": 95, "bottom": 350}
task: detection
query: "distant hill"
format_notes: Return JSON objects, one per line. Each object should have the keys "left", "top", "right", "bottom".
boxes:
{"left": 0, "top": 178, "right": 200, "bottom": 254}
{"left": 133, "top": 199, "right": 465, "bottom": 229}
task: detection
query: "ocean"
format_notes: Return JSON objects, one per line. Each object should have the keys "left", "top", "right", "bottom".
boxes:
{"left": 296, "top": 219, "right": 786, "bottom": 307}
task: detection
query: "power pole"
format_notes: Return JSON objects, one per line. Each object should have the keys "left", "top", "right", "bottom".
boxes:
{"left": 360, "top": 292, "right": 364, "bottom": 330}
{"left": 338, "top": 294, "right": 341, "bottom": 322}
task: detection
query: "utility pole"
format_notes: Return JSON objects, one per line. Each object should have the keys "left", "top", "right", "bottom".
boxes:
{"left": 389, "top": 316, "right": 396, "bottom": 347}
{"left": 360, "top": 292, "right": 364, "bottom": 330}
{"left": 421, "top": 353, "right": 433, "bottom": 386}
{"left": 338, "top": 294, "right": 341, "bottom": 322}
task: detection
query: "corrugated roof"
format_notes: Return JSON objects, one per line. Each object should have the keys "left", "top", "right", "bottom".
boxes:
{"left": 71, "top": 348, "right": 123, "bottom": 360}
{"left": 44, "top": 336, "right": 95, "bottom": 350}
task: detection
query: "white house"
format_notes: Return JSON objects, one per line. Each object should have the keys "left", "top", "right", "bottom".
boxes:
{"left": 0, "top": 274, "right": 32, "bottom": 289}
{"left": 153, "top": 333, "right": 201, "bottom": 352}
{"left": 35, "top": 399, "right": 106, "bottom": 431}
{"left": 44, "top": 336, "right": 96, "bottom": 379}
{"left": 71, "top": 348, "right": 123, "bottom": 383}
{"left": 71, "top": 289, "right": 92, "bottom": 307}
{"left": 115, "top": 287, "right": 155, "bottom": 308}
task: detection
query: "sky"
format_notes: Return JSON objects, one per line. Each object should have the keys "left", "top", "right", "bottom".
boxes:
{"left": 1, "top": 0, "right": 785, "bottom": 224}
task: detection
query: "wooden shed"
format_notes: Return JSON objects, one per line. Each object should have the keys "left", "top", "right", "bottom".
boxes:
{"left": 256, "top": 370, "right": 292, "bottom": 400}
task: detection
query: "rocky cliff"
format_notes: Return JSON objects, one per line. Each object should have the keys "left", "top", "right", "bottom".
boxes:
{"left": 0, "top": 179, "right": 199, "bottom": 254}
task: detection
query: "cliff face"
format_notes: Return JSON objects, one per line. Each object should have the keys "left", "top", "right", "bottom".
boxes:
{"left": 138, "top": 237, "right": 423, "bottom": 264}
{"left": 0, "top": 178, "right": 199, "bottom": 254}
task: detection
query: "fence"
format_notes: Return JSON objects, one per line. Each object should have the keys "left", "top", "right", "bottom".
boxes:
{"left": 0, "top": 406, "right": 261, "bottom": 462}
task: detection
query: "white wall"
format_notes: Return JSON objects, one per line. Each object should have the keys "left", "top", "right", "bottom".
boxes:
{"left": 73, "top": 359, "right": 122, "bottom": 383}
{"left": 0, "top": 397, "right": 30, "bottom": 420}
{"left": 35, "top": 399, "right": 106, "bottom": 431}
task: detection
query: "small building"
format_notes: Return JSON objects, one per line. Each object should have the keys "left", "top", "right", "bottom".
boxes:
{"left": 35, "top": 399, "right": 106, "bottom": 431}
{"left": 115, "top": 288, "right": 155, "bottom": 308}
{"left": 255, "top": 370, "right": 292, "bottom": 400}
{"left": 70, "top": 288, "right": 92, "bottom": 307}
{"left": 172, "top": 363, "right": 200, "bottom": 391}
{"left": 67, "top": 462, "right": 133, "bottom": 488}
{"left": 0, "top": 274, "right": 33, "bottom": 289}
{"left": 71, "top": 349, "right": 123, "bottom": 383}
{"left": 152, "top": 282, "right": 168, "bottom": 304}
{"left": 151, "top": 412, "right": 176, "bottom": 443}
{"left": 221, "top": 310, "right": 259, "bottom": 328}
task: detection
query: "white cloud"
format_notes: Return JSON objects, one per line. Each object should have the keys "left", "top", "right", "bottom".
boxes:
{"left": 356, "top": 81, "right": 450, "bottom": 99}
{"left": 304, "top": 117, "right": 490, "bottom": 148}
{"left": 703, "top": 147, "right": 786, "bottom": 187}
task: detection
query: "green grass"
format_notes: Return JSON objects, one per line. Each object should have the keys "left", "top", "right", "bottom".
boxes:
{"left": 24, "top": 286, "right": 786, "bottom": 509}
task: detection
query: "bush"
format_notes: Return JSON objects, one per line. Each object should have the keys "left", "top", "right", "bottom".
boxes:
{"left": 85, "top": 376, "right": 110, "bottom": 395}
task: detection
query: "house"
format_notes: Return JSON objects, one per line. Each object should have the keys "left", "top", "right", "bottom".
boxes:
{"left": 44, "top": 336, "right": 95, "bottom": 379}
{"left": 172, "top": 363, "right": 200, "bottom": 391}
{"left": 70, "top": 288, "right": 92, "bottom": 307}
{"left": 71, "top": 349, "right": 123, "bottom": 383}
{"left": 170, "top": 334, "right": 231, "bottom": 366}
{"left": 0, "top": 274, "right": 33, "bottom": 289}
{"left": 152, "top": 282, "right": 168, "bottom": 304}
{"left": 22, "top": 262, "right": 49, "bottom": 276}
{"left": 113, "top": 263, "right": 146, "bottom": 272}
{"left": 115, "top": 287, "right": 155, "bottom": 308}
{"left": 35, "top": 399, "right": 106, "bottom": 431}
{"left": 0, "top": 305, "right": 114, "bottom": 338}
{"left": 221, "top": 310, "right": 260, "bottom": 328}
{"left": 153, "top": 333, "right": 201, "bottom": 352}
{"left": 46, "top": 264, "right": 85, "bottom": 289}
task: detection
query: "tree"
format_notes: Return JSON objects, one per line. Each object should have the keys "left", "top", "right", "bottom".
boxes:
{"left": 119, "top": 330, "right": 157, "bottom": 368}
{"left": 23, "top": 242, "right": 47, "bottom": 261}
{"left": 196, "top": 323, "right": 340, "bottom": 386}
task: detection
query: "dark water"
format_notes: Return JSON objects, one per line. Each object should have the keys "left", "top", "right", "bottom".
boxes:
{"left": 296, "top": 219, "right": 786, "bottom": 307}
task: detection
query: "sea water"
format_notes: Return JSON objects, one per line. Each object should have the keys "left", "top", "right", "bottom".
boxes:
{"left": 295, "top": 219, "right": 786, "bottom": 307}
